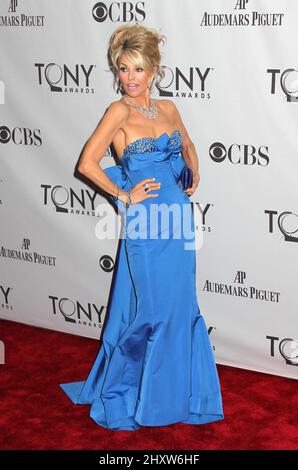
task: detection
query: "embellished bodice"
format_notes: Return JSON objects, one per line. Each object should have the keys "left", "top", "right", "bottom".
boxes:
{"left": 121, "top": 129, "right": 182, "bottom": 160}
{"left": 103, "top": 129, "right": 186, "bottom": 213}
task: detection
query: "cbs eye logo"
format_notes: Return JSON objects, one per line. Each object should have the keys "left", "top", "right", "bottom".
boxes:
{"left": 99, "top": 255, "right": 114, "bottom": 273}
{"left": 0, "top": 126, "right": 10, "bottom": 143}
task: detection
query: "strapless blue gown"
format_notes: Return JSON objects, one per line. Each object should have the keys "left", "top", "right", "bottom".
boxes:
{"left": 60, "top": 130, "right": 224, "bottom": 430}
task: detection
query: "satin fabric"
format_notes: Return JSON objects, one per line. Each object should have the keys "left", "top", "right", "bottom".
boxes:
{"left": 60, "top": 131, "right": 224, "bottom": 430}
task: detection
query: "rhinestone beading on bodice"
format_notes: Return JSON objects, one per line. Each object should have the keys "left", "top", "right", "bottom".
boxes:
{"left": 121, "top": 130, "right": 182, "bottom": 159}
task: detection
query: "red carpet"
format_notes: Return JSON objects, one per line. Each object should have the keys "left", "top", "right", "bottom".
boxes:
{"left": 0, "top": 319, "right": 297, "bottom": 450}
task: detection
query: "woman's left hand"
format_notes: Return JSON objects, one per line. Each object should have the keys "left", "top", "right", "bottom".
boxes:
{"left": 184, "top": 172, "right": 200, "bottom": 197}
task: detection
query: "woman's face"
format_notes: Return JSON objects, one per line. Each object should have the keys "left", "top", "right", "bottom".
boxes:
{"left": 117, "top": 53, "right": 152, "bottom": 97}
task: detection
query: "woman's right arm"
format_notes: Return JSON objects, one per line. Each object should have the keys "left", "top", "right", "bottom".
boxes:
{"left": 78, "top": 101, "right": 129, "bottom": 204}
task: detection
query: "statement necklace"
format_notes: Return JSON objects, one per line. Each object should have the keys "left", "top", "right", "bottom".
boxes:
{"left": 123, "top": 94, "right": 158, "bottom": 120}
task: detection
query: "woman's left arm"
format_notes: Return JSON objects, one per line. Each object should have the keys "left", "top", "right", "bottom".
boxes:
{"left": 162, "top": 99, "right": 200, "bottom": 196}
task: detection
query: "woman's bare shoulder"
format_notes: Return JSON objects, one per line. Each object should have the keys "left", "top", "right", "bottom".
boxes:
{"left": 106, "top": 98, "right": 129, "bottom": 115}
{"left": 153, "top": 98, "right": 178, "bottom": 116}
{"left": 154, "top": 97, "right": 178, "bottom": 109}
{"left": 153, "top": 98, "right": 179, "bottom": 122}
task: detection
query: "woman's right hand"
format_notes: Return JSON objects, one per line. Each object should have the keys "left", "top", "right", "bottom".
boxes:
{"left": 121, "top": 177, "right": 161, "bottom": 204}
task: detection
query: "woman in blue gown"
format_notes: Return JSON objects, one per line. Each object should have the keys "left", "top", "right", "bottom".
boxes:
{"left": 60, "top": 23, "right": 224, "bottom": 430}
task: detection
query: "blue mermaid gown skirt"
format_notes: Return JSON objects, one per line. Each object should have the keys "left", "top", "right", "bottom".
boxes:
{"left": 60, "top": 130, "right": 224, "bottom": 430}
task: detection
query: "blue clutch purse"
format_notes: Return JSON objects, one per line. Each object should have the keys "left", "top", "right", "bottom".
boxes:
{"left": 180, "top": 166, "right": 193, "bottom": 190}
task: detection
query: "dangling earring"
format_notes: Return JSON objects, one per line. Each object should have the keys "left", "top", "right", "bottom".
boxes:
{"left": 148, "top": 76, "right": 155, "bottom": 91}
{"left": 118, "top": 80, "right": 124, "bottom": 93}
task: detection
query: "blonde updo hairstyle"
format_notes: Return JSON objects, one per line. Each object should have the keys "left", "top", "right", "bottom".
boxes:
{"left": 107, "top": 23, "right": 167, "bottom": 93}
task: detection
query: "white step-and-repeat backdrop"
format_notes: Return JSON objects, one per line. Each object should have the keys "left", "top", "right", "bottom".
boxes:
{"left": 1, "top": 0, "right": 297, "bottom": 379}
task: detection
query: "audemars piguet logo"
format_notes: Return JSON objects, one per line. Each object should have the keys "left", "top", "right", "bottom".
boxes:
{"left": 200, "top": 0, "right": 285, "bottom": 28}
{"left": 0, "top": 238, "right": 57, "bottom": 266}
{"left": 203, "top": 271, "right": 281, "bottom": 302}
{"left": 0, "top": 0, "right": 45, "bottom": 27}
